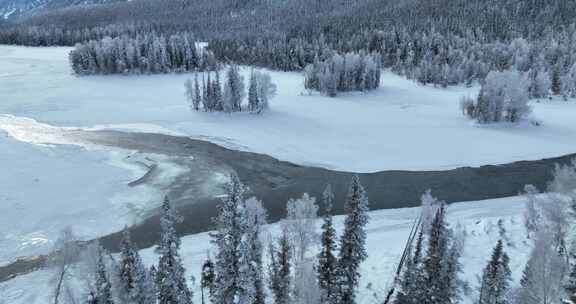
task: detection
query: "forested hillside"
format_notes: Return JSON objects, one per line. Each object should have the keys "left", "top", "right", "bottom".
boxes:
{"left": 2, "top": 0, "right": 576, "bottom": 42}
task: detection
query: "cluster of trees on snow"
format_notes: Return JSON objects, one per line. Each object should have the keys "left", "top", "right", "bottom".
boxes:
{"left": 460, "top": 70, "right": 531, "bottom": 124}
{"left": 184, "top": 66, "right": 276, "bottom": 114}
{"left": 51, "top": 198, "right": 189, "bottom": 304}
{"left": 69, "top": 32, "right": 218, "bottom": 75}
{"left": 48, "top": 174, "right": 371, "bottom": 304}
{"left": 304, "top": 52, "right": 381, "bottom": 97}
{"left": 47, "top": 157, "right": 576, "bottom": 304}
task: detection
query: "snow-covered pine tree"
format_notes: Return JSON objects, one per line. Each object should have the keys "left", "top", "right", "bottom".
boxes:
{"left": 318, "top": 184, "right": 338, "bottom": 304}
{"left": 268, "top": 231, "right": 292, "bottom": 304}
{"left": 239, "top": 198, "right": 267, "bottom": 304}
{"left": 185, "top": 79, "right": 194, "bottom": 111}
{"left": 422, "top": 204, "right": 451, "bottom": 304}
{"left": 117, "top": 228, "right": 155, "bottom": 304}
{"left": 90, "top": 246, "right": 114, "bottom": 304}
{"left": 477, "top": 240, "right": 511, "bottom": 304}
{"left": 214, "top": 71, "right": 224, "bottom": 112}
{"left": 210, "top": 173, "right": 248, "bottom": 304}
{"left": 204, "top": 73, "right": 212, "bottom": 111}
{"left": 237, "top": 234, "right": 257, "bottom": 304}
{"left": 248, "top": 70, "right": 259, "bottom": 113}
{"left": 551, "top": 64, "right": 562, "bottom": 96}
{"left": 336, "top": 175, "right": 370, "bottom": 304}
{"left": 156, "top": 197, "right": 193, "bottom": 304}
{"left": 223, "top": 65, "right": 245, "bottom": 112}
{"left": 193, "top": 73, "right": 201, "bottom": 111}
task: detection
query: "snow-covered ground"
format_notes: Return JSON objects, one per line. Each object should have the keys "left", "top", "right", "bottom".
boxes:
{"left": 0, "top": 196, "right": 532, "bottom": 304}
{"left": 2, "top": 45, "right": 576, "bottom": 172}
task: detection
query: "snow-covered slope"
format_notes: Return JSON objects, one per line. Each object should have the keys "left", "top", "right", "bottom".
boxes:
{"left": 2, "top": 46, "right": 576, "bottom": 172}
{"left": 0, "top": 0, "right": 123, "bottom": 19}
{"left": 0, "top": 196, "right": 532, "bottom": 304}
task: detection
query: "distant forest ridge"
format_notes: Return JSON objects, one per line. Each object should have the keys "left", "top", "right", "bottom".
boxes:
{"left": 2, "top": 0, "right": 576, "bottom": 43}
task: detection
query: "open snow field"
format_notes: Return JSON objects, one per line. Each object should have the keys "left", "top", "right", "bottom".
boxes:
{"left": 2, "top": 45, "right": 576, "bottom": 172}
{"left": 0, "top": 196, "right": 532, "bottom": 304}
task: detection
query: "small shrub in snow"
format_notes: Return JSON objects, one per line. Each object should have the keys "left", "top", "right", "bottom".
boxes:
{"left": 462, "top": 70, "right": 531, "bottom": 124}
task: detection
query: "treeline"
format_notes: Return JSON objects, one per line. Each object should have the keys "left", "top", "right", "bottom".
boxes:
{"left": 4, "top": 0, "right": 576, "bottom": 45}
{"left": 0, "top": 23, "right": 151, "bottom": 46}
{"left": 208, "top": 26, "right": 576, "bottom": 97}
{"left": 304, "top": 52, "right": 381, "bottom": 97}
{"left": 69, "top": 32, "right": 218, "bottom": 75}
{"left": 208, "top": 36, "right": 335, "bottom": 72}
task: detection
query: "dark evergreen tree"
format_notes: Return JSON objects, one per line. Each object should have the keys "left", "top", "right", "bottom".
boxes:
{"left": 268, "top": 232, "right": 292, "bottom": 304}
{"left": 91, "top": 246, "right": 115, "bottom": 304}
{"left": 248, "top": 70, "right": 259, "bottom": 113}
{"left": 156, "top": 197, "right": 193, "bottom": 304}
{"left": 415, "top": 201, "right": 464, "bottom": 304}
{"left": 317, "top": 184, "right": 338, "bottom": 304}
{"left": 210, "top": 173, "right": 247, "bottom": 304}
{"left": 117, "top": 229, "right": 156, "bottom": 304}
{"left": 423, "top": 204, "right": 450, "bottom": 304}
{"left": 336, "top": 175, "right": 370, "bottom": 304}
{"left": 193, "top": 73, "right": 201, "bottom": 111}
{"left": 478, "top": 240, "right": 512, "bottom": 304}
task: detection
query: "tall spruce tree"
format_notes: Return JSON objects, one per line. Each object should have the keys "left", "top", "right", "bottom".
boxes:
{"left": 268, "top": 231, "right": 292, "bottom": 304}
{"left": 117, "top": 229, "right": 156, "bottom": 304}
{"left": 318, "top": 184, "right": 338, "bottom": 304}
{"left": 478, "top": 240, "right": 511, "bottom": 304}
{"left": 245, "top": 198, "right": 267, "bottom": 304}
{"left": 91, "top": 246, "right": 115, "bottom": 304}
{"left": 248, "top": 70, "right": 259, "bottom": 113}
{"left": 156, "top": 197, "right": 193, "bottom": 304}
{"left": 214, "top": 71, "right": 224, "bottom": 111}
{"left": 193, "top": 73, "right": 201, "bottom": 111}
{"left": 223, "top": 65, "right": 244, "bottom": 112}
{"left": 423, "top": 204, "right": 451, "bottom": 304}
{"left": 336, "top": 175, "right": 370, "bottom": 304}
{"left": 211, "top": 173, "right": 248, "bottom": 304}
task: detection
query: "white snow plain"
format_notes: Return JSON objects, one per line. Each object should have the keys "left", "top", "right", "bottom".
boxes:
{"left": 0, "top": 195, "right": 532, "bottom": 304}
{"left": 1, "top": 45, "right": 576, "bottom": 172}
